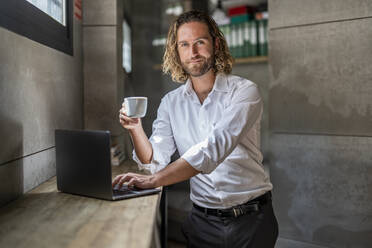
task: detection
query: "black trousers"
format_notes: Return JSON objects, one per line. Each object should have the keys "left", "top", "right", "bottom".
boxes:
{"left": 182, "top": 200, "right": 279, "bottom": 248}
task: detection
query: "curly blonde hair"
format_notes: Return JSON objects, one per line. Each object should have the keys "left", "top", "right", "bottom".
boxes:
{"left": 162, "top": 10, "right": 233, "bottom": 83}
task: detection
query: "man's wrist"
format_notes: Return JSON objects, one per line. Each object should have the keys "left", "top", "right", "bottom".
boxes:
{"left": 128, "top": 127, "right": 142, "bottom": 137}
{"left": 152, "top": 173, "right": 161, "bottom": 188}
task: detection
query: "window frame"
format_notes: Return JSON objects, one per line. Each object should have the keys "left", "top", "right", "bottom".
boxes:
{"left": 0, "top": 0, "right": 73, "bottom": 55}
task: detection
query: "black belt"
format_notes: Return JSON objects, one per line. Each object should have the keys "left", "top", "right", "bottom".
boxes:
{"left": 193, "top": 191, "right": 272, "bottom": 218}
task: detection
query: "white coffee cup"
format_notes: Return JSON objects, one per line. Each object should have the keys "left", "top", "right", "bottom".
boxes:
{"left": 123, "top": 97, "right": 148, "bottom": 118}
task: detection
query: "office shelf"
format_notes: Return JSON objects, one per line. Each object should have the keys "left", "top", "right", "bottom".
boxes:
{"left": 234, "top": 56, "right": 268, "bottom": 64}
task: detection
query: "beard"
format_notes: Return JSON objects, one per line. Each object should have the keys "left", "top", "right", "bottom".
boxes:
{"left": 181, "top": 54, "right": 214, "bottom": 77}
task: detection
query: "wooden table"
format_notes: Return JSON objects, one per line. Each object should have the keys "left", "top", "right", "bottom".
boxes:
{"left": 0, "top": 160, "right": 162, "bottom": 248}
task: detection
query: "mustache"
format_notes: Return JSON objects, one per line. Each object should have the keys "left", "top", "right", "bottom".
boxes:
{"left": 187, "top": 55, "right": 205, "bottom": 62}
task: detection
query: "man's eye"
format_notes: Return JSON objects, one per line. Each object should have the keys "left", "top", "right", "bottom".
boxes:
{"left": 179, "top": 43, "right": 188, "bottom": 48}
{"left": 197, "top": 40, "right": 204, "bottom": 45}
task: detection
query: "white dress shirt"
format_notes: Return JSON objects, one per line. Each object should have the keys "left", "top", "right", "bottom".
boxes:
{"left": 133, "top": 73, "right": 273, "bottom": 209}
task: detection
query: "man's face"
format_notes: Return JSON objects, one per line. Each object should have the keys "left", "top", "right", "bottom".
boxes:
{"left": 176, "top": 21, "right": 215, "bottom": 77}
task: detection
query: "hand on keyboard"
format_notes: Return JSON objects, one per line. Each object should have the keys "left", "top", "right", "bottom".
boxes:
{"left": 113, "top": 184, "right": 142, "bottom": 193}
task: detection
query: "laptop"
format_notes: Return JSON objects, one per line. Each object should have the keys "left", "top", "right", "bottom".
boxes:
{"left": 55, "top": 129, "right": 161, "bottom": 200}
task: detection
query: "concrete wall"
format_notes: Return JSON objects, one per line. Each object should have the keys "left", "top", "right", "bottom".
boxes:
{"left": 268, "top": 0, "right": 372, "bottom": 247}
{"left": 83, "top": 0, "right": 126, "bottom": 154}
{"left": 0, "top": 16, "right": 83, "bottom": 206}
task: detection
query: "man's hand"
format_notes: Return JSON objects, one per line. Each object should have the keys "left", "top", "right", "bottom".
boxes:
{"left": 112, "top": 159, "right": 199, "bottom": 190}
{"left": 112, "top": 173, "right": 158, "bottom": 189}
{"left": 119, "top": 102, "right": 153, "bottom": 164}
{"left": 119, "top": 103, "right": 142, "bottom": 131}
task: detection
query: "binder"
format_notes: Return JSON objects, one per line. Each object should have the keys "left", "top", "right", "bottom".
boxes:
{"left": 243, "top": 21, "right": 250, "bottom": 57}
{"left": 258, "top": 19, "right": 264, "bottom": 56}
{"left": 231, "top": 24, "right": 237, "bottom": 58}
{"left": 224, "top": 25, "right": 231, "bottom": 56}
{"left": 230, "top": 14, "right": 250, "bottom": 24}
{"left": 218, "top": 8, "right": 268, "bottom": 58}
{"left": 222, "top": 25, "right": 233, "bottom": 56}
{"left": 237, "top": 23, "right": 244, "bottom": 58}
{"left": 257, "top": 17, "right": 268, "bottom": 56}
{"left": 250, "top": 20, "right": 258, "bottom": 57}
{"left": 263, "top": 19, "right": 268, "bottom": 56}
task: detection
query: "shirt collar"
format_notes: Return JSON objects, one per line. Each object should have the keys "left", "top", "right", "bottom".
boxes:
{"left": 183, "top": 73, "right": 229, "bottom": 96}
{"left": 183, "top": 78, "right": 194, "bottom": 96}
{"left": 212, "top": 73, "right": 229, "bottom": 93}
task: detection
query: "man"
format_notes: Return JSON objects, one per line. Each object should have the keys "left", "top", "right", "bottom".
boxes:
{"left": 113, "top": 10, "right": 278, "bottom": 248}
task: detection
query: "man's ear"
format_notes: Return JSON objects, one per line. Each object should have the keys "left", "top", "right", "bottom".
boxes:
{"left": 214, "top": 37, "right": 220, "bottom": 51}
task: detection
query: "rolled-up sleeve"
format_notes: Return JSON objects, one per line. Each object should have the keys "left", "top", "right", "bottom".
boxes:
{"left": 181, "top": 84, "right": 262, "bottom": 174}
{"left": 133, "top": 96, "right": 176, "bottom": 174}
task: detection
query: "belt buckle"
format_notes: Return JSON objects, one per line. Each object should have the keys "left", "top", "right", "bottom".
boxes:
{"left": 233, "top": 206, "right": 243, "bottom": 218}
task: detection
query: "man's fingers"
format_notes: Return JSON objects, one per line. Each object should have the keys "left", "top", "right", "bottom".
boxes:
{"left": 114, "top": 174, "right": 128, "bottom": 188}
{"left": 113, "top": 173, "right": 149, "bottom": 189}
{"left": 121, "top": 115, "right": 137, "bottom": 123}
{"left": 128, "top": 176, "right": 149, "bottom": 188}
{"left": 127, "top": 177, "right": 139, "bottom": 187}
{"left": 119, "top": 112, "right": 139, "bottom": 124}
{"left": 119, "top": 108, "right": 127, "bottom": 115}
{"left": 112, "top": 175, "right": 123, "bottom": 187}
{"left": 118, "top": 173, "right": 135, "bottom": 187}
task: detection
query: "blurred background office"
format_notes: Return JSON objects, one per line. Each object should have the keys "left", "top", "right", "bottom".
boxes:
{"left": 0, "top": 0, "right": 371, "bottom": 247}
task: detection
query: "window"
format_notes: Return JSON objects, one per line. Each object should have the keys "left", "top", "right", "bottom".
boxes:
{"left": 122, "top": 19, "right": 132, "bottom": 74}
{"left": 26, "top": 0, "right": 66, "bottom": 26}
{"left": 0, "top": 0, "right": 73, "bottom": 55}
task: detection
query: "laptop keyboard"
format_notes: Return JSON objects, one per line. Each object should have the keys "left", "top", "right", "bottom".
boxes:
{"left": 113, "top": 184, "right": 142, "bottom": 196}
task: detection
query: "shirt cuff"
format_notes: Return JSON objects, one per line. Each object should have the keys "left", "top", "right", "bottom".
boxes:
{"left": 132, "top": 150, "right": 167, "bottom": 175}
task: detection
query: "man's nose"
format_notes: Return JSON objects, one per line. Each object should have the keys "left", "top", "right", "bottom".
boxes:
{"left": 191, "top": 44, "right": 198, "bottom": 56}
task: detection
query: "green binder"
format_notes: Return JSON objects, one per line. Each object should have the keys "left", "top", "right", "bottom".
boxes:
{"left": 236, "top": 23, "right": 244, "bottom": 58}
{"left": 250, "top": 20, "right": 258, "bottom": 57}
{"left": 243, "top": 21, "right": 252, "bottom": 57}
{"left": 258, "top": 19, "right": 268, "bottom": 56}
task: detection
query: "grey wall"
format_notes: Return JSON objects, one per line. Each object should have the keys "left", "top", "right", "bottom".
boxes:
{"left": 83, "top": 0, "right": 124, "bottom": 135}
{"left": 269, "top": 0, "right": 372, "bottom": 136}
{"left": 268, "top": 0, "right": 372, "bottom": 247}
{"left": 83, "top": 0, "right": 127, "bottom": 155}
{"left": 0, "top": 17, "right": 83, "bottom": 206}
